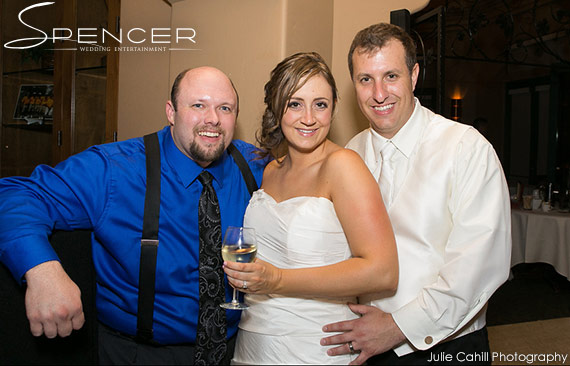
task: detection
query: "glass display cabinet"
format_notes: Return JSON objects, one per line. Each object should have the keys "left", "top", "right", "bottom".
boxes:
{"left": 1, "top": 0, "right": 119, "bottom": 177}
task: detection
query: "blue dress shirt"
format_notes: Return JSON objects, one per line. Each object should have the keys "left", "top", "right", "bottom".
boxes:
{"left": 0, "top": 126, "right": 267, "bottom": 344}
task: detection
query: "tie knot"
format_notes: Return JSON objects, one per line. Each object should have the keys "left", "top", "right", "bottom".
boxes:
{"left": 198, "top": 171, "right": 213, "bottom": 186}
{"left": 381, "top": 142, "right": 396, "bottom": 161}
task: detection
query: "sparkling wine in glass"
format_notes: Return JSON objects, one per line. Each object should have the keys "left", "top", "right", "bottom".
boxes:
{"left": 220, "top": 226, "right": 257, "bottom": 310}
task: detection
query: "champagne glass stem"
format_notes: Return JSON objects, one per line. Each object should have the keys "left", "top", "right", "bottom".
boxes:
{"left": 232, "top": 288, "right": 239, "bottom": 304}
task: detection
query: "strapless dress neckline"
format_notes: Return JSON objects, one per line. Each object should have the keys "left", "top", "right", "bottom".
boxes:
{"left": 254, "top": 188, "right": 333, "bottom": 205}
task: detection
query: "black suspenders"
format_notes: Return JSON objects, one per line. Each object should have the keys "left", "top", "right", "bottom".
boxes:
{"left": 136, "top": 133, "right": 161, "bottom": 342}
{"left": 136, "top": 132, "right": 258, "bottom": 343}
{"left": 227, "top": 143, "right": 258, "bottom": 196}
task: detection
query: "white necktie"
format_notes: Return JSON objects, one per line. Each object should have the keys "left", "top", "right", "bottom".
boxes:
{"left": 379, "top": 142, "right": 396, "bottom": 208}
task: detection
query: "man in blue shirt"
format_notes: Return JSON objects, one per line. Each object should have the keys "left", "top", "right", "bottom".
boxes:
{"left": 0, "top": 66, "right": 266, "bottom": 364}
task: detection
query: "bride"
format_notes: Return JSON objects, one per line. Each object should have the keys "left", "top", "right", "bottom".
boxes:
{"left": 223, "top": 52, "right": 398, "bottom": 365}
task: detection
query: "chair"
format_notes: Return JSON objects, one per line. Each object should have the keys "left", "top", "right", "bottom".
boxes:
{"left": 0, "top": 230, "right": 98, "bottom": 365}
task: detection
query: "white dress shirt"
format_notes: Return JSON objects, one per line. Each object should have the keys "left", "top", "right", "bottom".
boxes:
{"left": 346, "top": 98, "right": 512, "bottom": 356}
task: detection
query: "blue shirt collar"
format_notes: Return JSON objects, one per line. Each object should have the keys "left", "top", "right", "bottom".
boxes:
{"left": 162, "top": 126, "right": 229, "bottom": 188}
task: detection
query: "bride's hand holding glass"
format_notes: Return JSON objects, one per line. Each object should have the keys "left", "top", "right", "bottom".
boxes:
{"left": 223, "top": 256, "right": 282, "bottom": 295}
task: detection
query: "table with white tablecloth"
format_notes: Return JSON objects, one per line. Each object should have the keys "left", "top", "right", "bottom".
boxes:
{"left": 511, "top": 208, "right": 570, "bottom": 280}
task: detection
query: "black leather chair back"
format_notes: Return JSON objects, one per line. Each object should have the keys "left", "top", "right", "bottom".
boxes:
{"left": 0, "top": 230, "right": 97, "bottom": 365}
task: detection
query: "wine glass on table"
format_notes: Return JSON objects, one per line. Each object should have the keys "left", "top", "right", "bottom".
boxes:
{"left": 220, "top": 226, "right": 257, "bottom": 310}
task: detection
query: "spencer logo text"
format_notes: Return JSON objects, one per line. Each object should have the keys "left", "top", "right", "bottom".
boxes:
{"left": 4, "top": 2, "right": 197, "bottom": 50}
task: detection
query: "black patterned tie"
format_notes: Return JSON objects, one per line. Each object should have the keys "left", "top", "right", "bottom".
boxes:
{"left": 195, "top": 171, "right": 227, "bottom": 365}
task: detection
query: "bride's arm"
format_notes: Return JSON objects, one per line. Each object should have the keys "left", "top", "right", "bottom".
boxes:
{"left": 223, "top": 149, "right": 398, "bottom": 297}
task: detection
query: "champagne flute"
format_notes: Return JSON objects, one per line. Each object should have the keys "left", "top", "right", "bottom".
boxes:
{"left": 220, "top": 226, "right": 257, "bottom": 310}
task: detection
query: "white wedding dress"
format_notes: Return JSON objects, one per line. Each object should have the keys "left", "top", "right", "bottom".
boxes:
{"left": 232, "top": 189, "right": 358, "bottom": 365}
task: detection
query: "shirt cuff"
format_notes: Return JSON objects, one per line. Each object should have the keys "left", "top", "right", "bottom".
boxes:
{"left": 1, "top": 235, "right": 59, "bottom": 283}
{"left": 391, "top": 297, "right": 448, "bottom": 352}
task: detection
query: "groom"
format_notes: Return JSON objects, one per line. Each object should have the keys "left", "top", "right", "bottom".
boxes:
{"left": 321, "top": 22, "right": 511, "bottom": 365}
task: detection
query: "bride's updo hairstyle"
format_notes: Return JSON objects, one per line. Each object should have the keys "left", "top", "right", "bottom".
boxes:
{"left": 256, "top": 52, "right": 338, "bottom": 160}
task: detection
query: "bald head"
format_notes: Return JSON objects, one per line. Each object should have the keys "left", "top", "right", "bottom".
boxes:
{"left": 170, "top": 66, "right": 239, "bottom": 114}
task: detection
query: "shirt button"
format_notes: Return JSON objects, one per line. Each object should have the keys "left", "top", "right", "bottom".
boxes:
{"left": 424, "top": 336, "right": 433, "bottom": 345}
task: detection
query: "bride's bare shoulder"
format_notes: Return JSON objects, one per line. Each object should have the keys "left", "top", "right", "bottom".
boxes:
{"left": 323, "top": 147, "right": 365, "bottom": 172}
{"left": 262, "top": 157, "right": 285, "bottom": 181}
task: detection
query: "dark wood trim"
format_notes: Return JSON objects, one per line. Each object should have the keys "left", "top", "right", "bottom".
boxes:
{"left": 0, "top": 0, "right": 3, "bottom": 170}
{"left": 52, "top": 0, "right": 77, "bottom": 164}
{"left": 105, "top": 0, "right": 120, "bottom": 143}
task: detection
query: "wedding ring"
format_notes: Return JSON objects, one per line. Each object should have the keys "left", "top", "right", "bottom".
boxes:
{"left": 242, "top": 280, "right": 247, "bottom": 290}
{"left": 348, "top": 341, "right": 355, "bottom": 354}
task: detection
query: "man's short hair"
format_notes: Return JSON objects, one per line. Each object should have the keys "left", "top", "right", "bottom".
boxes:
{"left": 348, "top": 23, "right": 417, "bottom": 78}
